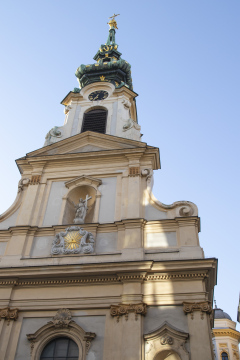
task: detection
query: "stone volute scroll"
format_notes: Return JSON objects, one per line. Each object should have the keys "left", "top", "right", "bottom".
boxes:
{"left": 183, "top": 301, "right": 212, "bottom": 320}
{"left": 27, "top": 308, "right": 96, "bottom": 359}
{"left": 110, "top": 303, "right": 147, "bottom": 322}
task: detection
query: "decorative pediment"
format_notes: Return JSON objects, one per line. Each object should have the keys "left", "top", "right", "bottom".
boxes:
{"left": 144, "top": 321, "right": 189, "bottom": 360}
{"left": 65, "top": 175, "right": 102, "bottom": 190}
{"left": 25, "top": 131, "right": 146, "bottom": 158}
{"left": 27, "top": 308, "right": 96, "bottom": 359}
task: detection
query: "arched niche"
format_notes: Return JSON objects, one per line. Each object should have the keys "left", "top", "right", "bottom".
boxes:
{"left": 154, "top": 350, "right": 181, "bottom": 360}
{"left": 59, "top": 175, "right": 102, "bottom": 225}
{"left": 144, "top": 321, "right": 189, "bottom": 360}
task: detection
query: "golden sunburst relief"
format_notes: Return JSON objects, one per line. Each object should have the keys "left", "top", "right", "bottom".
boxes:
{"left": 64, "top": 231, "right": 82, "bottom": 250}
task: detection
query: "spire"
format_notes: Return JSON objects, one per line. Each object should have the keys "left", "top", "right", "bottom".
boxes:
{"left": 75, "top": 15, "right": 133, "bottom": 90}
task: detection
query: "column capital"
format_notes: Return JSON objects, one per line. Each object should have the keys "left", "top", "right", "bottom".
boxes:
{"left": 110, "top": 303, "right": 147, "bottom": 322}
{"left": 0, "top": 307, "right": 18, "bottom": 324}
{"left": 183, "top": 301, "right": 212, "bottom": 319}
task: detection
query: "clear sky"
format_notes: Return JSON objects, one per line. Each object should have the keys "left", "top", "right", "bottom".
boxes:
{"left": 0, "top": 1, "right": 239, "bottom": 327}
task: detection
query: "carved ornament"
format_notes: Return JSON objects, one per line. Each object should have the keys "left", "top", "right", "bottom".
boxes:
{"left": 64, "top": 105, "right": 72, "bottom": 114}
{"left": 183, "top": 301, "right": 212, "bottom": 319}
{"left": 30, "top": 175, "right": 41, "bottom": 185}
{"left": 141, "top": 168, "right": 152, "bottom": 184}
{"left": 160, "top": 336, "right": 174, "bottom": 345}
{"left": 50, "top": 308, "right": 72, "bottom": 328}
{"left": 123, "top": 118, "right": 141, "bottom": 132}
{"left": 110, "top": 303, "right": 147, "bottom": 322}
{"left": 84, "top": 333, "right": 96, "bottom": 354}
{"left": 122, "top": 98, "right": 131, "bottom": 109}
{"left": 18, "top": 178, "right": 30, "bottom": 192}
{"left": 179, "top": 206, "right": 194, "bottom": 217}
{"left": 144, "top": 321, "right": 189, "bottom": 360}
{"left": 45, "top": 126, "right": 62, "bottom": 146}
{"left": 51, "top": 226, "right": 95, "bottom": 255}
{"left": 0, "top": 307, "right": 18, "bottom": 324}
{"left": 129, "top": 167, "right": 140, "bottom": 177}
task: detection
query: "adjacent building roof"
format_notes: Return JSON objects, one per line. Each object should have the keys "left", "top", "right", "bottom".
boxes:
{"left": 214, "top": 308, "right": 232, "bottom": 321}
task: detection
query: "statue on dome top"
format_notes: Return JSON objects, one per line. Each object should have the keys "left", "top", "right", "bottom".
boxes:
{"left": 106, "top": 14, "right": 120, "bottom": 45}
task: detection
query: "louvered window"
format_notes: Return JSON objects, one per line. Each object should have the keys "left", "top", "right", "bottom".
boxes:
{"left": 81, "top": 109, "right": 107, "bottom": 134}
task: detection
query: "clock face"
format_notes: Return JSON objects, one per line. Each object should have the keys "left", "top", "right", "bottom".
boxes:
{"left": 88, "top": 90, "right": 108, "bottom": 101}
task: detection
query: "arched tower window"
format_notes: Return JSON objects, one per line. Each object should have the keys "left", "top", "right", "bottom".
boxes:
{"left": 221, "top": 352, "right": 229, "bottom": 360}
{"left": 81, "top": 108, "right": 107, "bottom": 134}
{"left": 40, "top": 337, "right": 79, "bottom": 359}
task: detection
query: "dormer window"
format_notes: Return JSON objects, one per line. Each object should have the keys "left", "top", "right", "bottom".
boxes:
{"left": 81, "top": 108, "right": 107, "bottom": 134}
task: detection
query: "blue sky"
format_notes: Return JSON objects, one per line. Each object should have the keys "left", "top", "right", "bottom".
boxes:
{"left": 0, "top": 1, "right": 239, "bottom": 326}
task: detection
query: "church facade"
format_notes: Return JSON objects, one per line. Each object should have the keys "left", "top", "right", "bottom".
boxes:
{"left": 0, "top": 17, "right": 217, "bottom": 360}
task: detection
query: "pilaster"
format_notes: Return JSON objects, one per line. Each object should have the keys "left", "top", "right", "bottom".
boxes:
{"left": 183, "top": 301, "right": 214, "bottom": 359}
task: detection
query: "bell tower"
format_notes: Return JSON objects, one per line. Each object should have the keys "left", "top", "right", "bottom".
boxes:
{"left": 0, "top": 16, "right": 217, "bottom": 360}
{"left": 44, "top": 15, "right": 140, "bottom": 147}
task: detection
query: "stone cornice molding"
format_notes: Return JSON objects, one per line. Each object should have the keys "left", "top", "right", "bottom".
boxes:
{"left": 212, "top": 328, "right": 240, "bottom": 341}
{"left": 1, "top": 217, "right": 193, "bottom": 236}
{"left": 110, "top": 303, "right": 147, "bottom": 321}
{"left": 17, "top": 146, "right": 160, "bottom": 173}
{"left": 26, "top": 131, "right": 147, "bottom": 156}
{"left": 61, "top": 91, "right": 83, "bottom": 105}
{"left": 0, "top": 307, "right": 18, "bottom": 324}
{"left": 0, "top": 270, "right": 210, "bottom": 288}
{"left": 117, "top": 272, "right": 147, "bottom": 282}
{"left": 183, "top": 301, "right": 212, "bottom": 319}
{"left": 0, "top": 258, "right": 217, "bottom": 279}
{"left": 64, "top": 175, "right": 102, "bottom": 190}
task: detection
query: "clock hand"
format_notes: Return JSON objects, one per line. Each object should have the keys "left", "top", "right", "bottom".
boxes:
{"left": 93, "top": 95, "right": 99, "bottom": 100}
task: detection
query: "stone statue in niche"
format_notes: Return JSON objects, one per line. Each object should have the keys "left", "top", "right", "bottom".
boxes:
{"left": 71, "top": 194, "right": 92, "bottom": 224}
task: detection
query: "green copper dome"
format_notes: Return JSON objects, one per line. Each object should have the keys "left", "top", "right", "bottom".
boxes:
{"left": 75, "top": 16, "right": 133, "bottom": 90}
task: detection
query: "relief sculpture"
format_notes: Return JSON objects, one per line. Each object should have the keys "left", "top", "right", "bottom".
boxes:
{"left": 51, "top": 226, "right": 95, "bottom": 255}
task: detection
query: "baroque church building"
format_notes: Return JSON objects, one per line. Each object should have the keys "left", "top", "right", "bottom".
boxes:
{"left": 0, "top": 16, "right": 218, "bottom": 360}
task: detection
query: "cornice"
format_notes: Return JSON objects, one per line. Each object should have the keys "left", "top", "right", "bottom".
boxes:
{"left": 60, "top": 91, "right": 83, "bottom": 105}
{"left": 17, "top": 147, "right": 160, "bottom": 173}
{"left": 0, "top": 217, "right": 201, "bottom": 237}
{"left": 26, "top": 131, "right": 147, "bottom": 156}
{"left": 212, "top": 328, "right": 240, "bottom": 341}
{"left": 0, "top": 259, "right": 217, "bottom": 288}
{"left": 0, "top": 270, "right": 211, "bottom": 288}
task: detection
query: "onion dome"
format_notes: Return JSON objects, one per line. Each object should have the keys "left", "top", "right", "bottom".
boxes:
{"left": 214, "top": 308, "right": 232, "bottom": 321}
{"left": 75, "top": 14, "right": 133, "bottom": 90}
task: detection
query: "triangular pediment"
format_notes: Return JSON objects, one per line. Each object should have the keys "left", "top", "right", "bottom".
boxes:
{"left": 25, "top": 131, "right": 148, "bottom": 158}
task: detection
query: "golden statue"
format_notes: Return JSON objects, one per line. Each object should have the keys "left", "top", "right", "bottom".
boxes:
{"left": 107, "top": 14, "right": 120, "bottom": 45}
